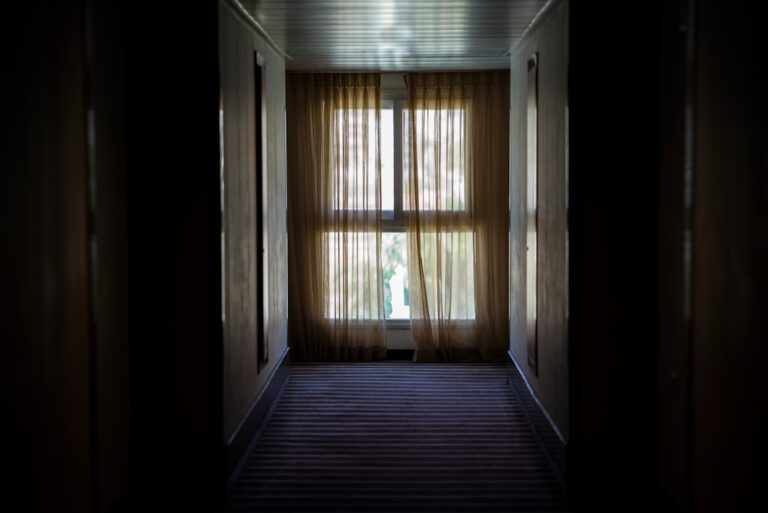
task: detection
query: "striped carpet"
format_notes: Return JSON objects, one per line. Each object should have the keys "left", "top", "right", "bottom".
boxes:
{"left": 223, "top": 363, "right": 571, "bottom": 512}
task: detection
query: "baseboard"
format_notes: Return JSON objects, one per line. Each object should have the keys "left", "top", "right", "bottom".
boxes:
{"left": 226, "top": 346, "right": 290, "bottom": 483}
{"left": 506, "top": 349, "right": 567, "bottom": 488}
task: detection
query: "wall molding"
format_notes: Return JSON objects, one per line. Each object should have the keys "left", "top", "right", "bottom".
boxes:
{"left": 506, "top": 0, "right": 565, "bottom": 59}
{"left": 507, "top": 350, "right": 567, "bottom": 487}
{"left": 226, "top": 346, "right": 290, "bottom": 483}
{"left": 222, "top": 0, "right": 292, "bottom": 60}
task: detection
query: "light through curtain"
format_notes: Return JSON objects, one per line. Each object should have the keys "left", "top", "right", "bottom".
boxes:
{"left": 405, "top": 72, "right": 510, "bottom": 361}
{"left": 287, "top": 73, "right": 385, "bottom": 361}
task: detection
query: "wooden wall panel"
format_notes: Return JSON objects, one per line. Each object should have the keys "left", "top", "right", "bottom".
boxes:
{"left": 219, "top": 0, "right": 289, "bottom": 440}
{"left": 509, "top": 0, "right": 569, "bottom": 441}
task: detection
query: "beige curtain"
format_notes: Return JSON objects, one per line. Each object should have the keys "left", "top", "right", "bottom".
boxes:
{"left": 286, "top": 73, "right": 386, "bottom": 361}
{"left": 404, "top": 72, "right": 510, "bottom": 362}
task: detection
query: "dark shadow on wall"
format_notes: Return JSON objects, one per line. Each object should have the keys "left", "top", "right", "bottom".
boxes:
{"left": 567, "top": 0, "right": 662, "bottom": 509}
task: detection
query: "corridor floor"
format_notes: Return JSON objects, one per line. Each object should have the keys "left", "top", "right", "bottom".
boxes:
{"left": 222, "top": 363, "right": 571, "bottom": 512}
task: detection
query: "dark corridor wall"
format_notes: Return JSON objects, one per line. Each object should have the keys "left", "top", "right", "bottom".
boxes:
{"left": 124, "top": 0, "right": 223, "bottom": 505}
{"left": 3, "top": 1, "right": 92, "bottom": 510}
{"left": 218, "top": 0, "right": 289, "bottom": 443}
{"left": 508, "top": 0, "right": 570, "bottom": 443}
{"left": 4, "top": 0, "right": 226, "bottom": 510}
{"left": 569, "top": 0, "right": 768, "bottom": 510}
{"left": 687, "top": 0, "right": 768, "bottom": 510}
{"left": 651, "top": 0, "right": 768, "bottom": 509}
{"left": 567, "top": 0, "right": 662, "bottom": 507}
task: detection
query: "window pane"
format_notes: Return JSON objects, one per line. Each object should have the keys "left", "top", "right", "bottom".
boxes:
{"left": 416, "top": 231, "right": 475, "bottom": 319}
{"left": 332, "top": 108, "right": 393, "bottom": 211}
{"left": 382, "top": 233, "right": 409, "bottom": 319}
{"left": 324, "top": 232, "right": 383, "bottom": 320}
{"left": 324, "top": 231, "right": 410, "bottom": 320}
{"left": 403, "top": 108, "right": 466, "bottom": 211}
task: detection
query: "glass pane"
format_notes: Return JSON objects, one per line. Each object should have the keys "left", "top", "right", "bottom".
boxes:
{"left": 332, "top": 108, "right": 393, "bottom": 211}
{"left": 324, "top": 232, "right": 383, "bottom": 320}
{"left": 324, "top": 230, "right": 474, "bottom": 320}
{"left": 403, "top": 108, "right": 466, "bottom": 211}
{"left": 416, "top": 231, "right": 475, "bottom": 319}
{"left": 324, "top": 231, "right": 409, "bottom": 320}
{"left": 382, "top": 233, "right": 409, "bottom": 319}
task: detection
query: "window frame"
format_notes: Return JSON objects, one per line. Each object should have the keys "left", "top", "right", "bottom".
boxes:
{"left": 381, "top": 98, "right": 406, "bottom": 232}
{"left": 325, "top": 91, "right": 475, "bottom": 326}
{"left": 381, "top": 96, "right": 409, "bottom": 327}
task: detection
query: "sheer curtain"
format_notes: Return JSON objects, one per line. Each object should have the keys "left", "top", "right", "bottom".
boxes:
{"left": 286, "top": 73, "right": 386, "bottom": 361}
{"left": 404, "top": 72, "right": 510, "bottom": 361}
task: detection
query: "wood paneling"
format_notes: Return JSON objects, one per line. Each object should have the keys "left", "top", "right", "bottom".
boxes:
{"left": 219, "top": 0, "right": 289, "bottom": 441}
{"left": 509, "top": 0, "right": 569, "bottom": 441}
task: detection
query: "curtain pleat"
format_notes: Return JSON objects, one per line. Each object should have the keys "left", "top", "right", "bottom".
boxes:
{"left": 405, "top": 71, "right": 510, "bottom": 362}
{"left": 287, "top": 73, "right": 385, "bottom": 361}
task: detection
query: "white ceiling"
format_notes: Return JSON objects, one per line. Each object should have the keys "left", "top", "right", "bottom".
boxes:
{"left": 236, "top": 0, "right": 550, "bottom": 71}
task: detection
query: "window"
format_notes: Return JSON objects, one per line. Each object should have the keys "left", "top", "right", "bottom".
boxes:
{"left": 326, "top": 98, "right": 475, "bottom": 321}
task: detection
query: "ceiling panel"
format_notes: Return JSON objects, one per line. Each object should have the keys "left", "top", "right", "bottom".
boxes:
{"left": 236, "top": 0, "right": 549, "bottom": 71}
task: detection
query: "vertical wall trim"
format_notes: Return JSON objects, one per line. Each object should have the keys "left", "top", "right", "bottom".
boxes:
{"left": 682, "top": 0, "right": 697, "bottom": 509}
{"left": 254, "top": 51, "right": 269, "bottom": 372}
{"left": 526, "top": 52, "right": 540, "bottom": 375}
{"left": 82, "top": 0, "right": 99, "bottom": 508}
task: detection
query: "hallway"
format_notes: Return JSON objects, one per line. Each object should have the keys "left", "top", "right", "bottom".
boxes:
{"left": 5, "top": 0, "right": 767, "bottom": 511}
{"left": 223, "top": 363, "right": 570, "bottom": 512}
